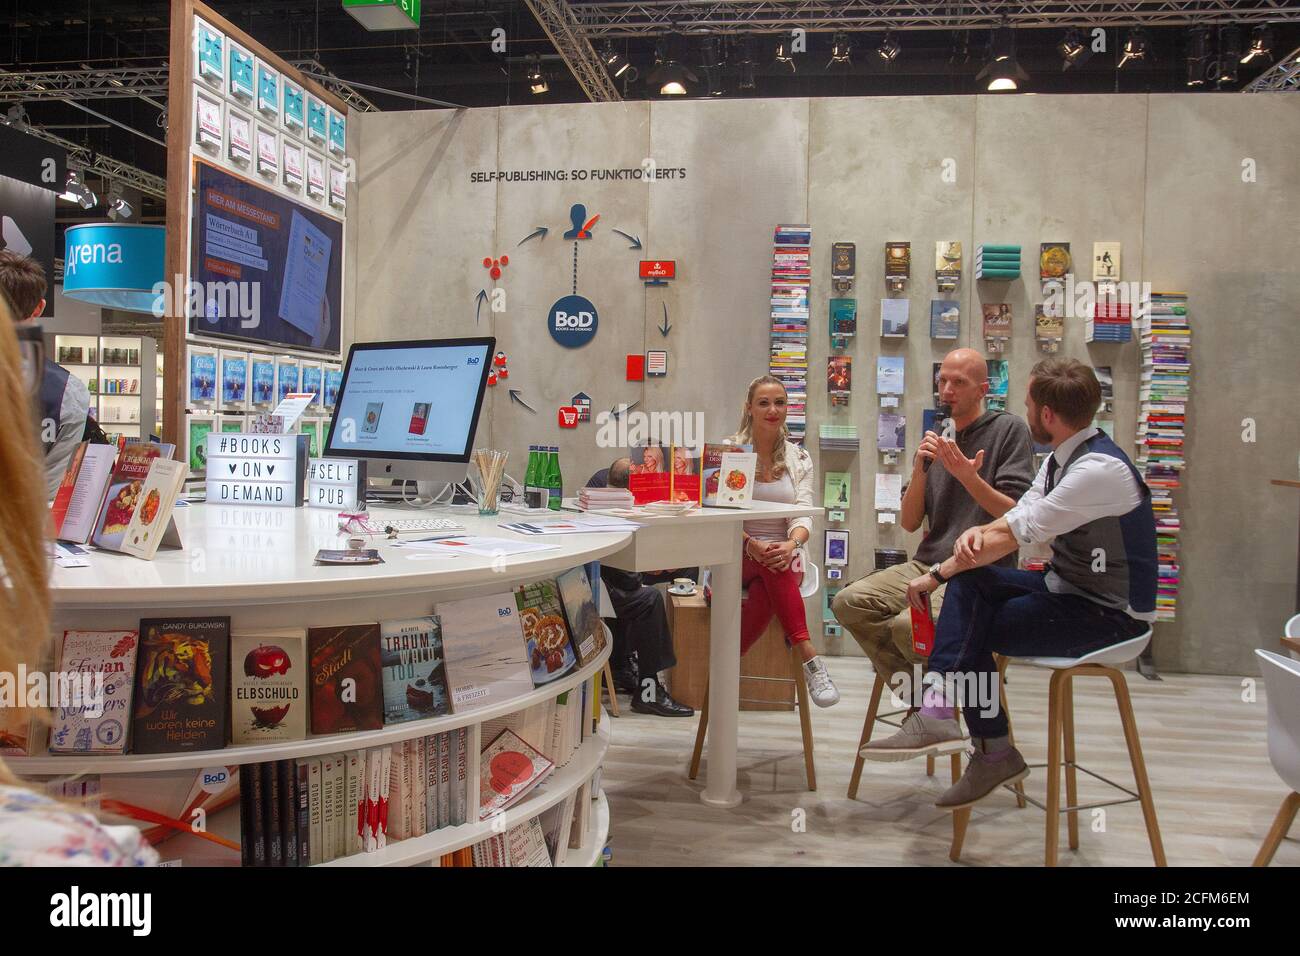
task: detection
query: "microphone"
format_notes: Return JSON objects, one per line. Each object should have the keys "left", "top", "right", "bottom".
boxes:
{"left": 922, "top": 406, "right": 952, "bottom": 473}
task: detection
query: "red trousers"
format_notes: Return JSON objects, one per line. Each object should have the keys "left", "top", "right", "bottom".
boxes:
{"left": 741, "top": 555, "right": 809, "bottom": 656}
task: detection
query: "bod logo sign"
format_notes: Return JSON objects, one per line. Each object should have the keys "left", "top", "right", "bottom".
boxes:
{"left": 548, "top": 294, "right": 598, "bottom": 348}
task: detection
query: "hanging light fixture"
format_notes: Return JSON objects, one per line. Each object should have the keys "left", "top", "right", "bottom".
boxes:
{"left": 648, "top": 41, "right": 698, "bottom": 96}
{"left": 1218, "top": 25, "right": 1241, "bottom": 83}
{"left": 828, "top": 32, "right": 852, "bottom": 69}
{"left": 526, "top": 54, "right": 549, "bottom": 94}
{"left": 1241, "top": 25, "right": 1273, "bottom": 64}
{"left": 978, "top": 24, "right": 1028, "bottom": 91}
{"left": 774, "top": 38, "right": 796, "bottom": 73}
{"left": 1058, "top": 28, "right": 1085, "bottom": 66}
{"left": 876, "top": 32, "right": 900, "bottom": 63}
{"left": 1118, "top": 27, "right": 1148, "bottom": 69}
{"left": 602, "top": 44, "right": 630, "bottom": 78}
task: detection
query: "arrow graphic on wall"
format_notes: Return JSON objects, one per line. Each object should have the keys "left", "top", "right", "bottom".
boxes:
{"left": 475, "top": 288, "right": 488, "bottom": 323}
{"left": 658, "top": 303, "right": 671, "bottom": 337}
{"left": 508, "top": 388, "right": 537, "bottom": 413}
{"left": 613, "top": 229, "right": 642, "bottom": 250}
{"left": 517, "top": 226, "right": 548, "bottom": 245}
{"left": 610, "top": 400, "right": 640, "bottom": 419}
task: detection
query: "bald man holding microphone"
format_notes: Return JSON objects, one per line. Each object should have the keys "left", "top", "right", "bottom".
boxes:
{"left": 833, "top": 348, "right": 1034, "bottom": 737}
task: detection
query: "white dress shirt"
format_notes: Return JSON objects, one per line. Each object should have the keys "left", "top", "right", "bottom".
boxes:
{"left": 1003, "top": 427, "right": 1143, "bottom": 547}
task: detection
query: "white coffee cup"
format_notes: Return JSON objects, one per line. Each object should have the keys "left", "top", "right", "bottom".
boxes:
{"left": 673, "top": 577, "right": 695, "bottom": 591}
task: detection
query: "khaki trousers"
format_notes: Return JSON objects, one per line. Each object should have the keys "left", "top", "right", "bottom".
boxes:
{"left": 831, "top": 560, "right": 947, "bottom": 681}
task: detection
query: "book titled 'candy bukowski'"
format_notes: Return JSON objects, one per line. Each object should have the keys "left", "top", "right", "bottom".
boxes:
{"left": 231, "top": 629, "right": 307, "bottom": 744}
{"left": 308, "top": 624, "right": 383, "bottom": 734}
{"left": 131, "top": 616, "right": 230, "bottom": 753}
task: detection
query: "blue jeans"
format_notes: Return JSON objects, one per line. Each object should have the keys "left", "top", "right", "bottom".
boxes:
{"left": 928, "top": 566, "right": 1148, "bottom": 738}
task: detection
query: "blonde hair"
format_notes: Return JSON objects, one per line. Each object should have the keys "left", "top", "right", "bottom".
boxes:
{"left": 0, "top": 290, "right": 51, "bottom": 785}
{"left": 728, "top": 375, "right": 790, "bottom": 480}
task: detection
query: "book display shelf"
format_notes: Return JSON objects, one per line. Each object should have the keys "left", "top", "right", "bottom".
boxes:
{"left": 17, "top": 504, "right": 625, "bottom": 868}
{"left": 53, "top": 333, "right": 158, "bottom": 439}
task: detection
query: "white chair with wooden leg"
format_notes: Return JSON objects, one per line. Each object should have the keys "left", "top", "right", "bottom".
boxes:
{"left": 1252, "top": 649, "right": 1300, "bottom": 866}
{"left": 689, "top": 555, "right": 820, "bottom": 791}
{"left": 951, "top": 630, "right": 1166, "bottom": 867}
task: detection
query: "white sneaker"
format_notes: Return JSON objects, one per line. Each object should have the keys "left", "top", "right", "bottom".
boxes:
{"left": 802, "top": 656, "right": 840, "bottom": 708}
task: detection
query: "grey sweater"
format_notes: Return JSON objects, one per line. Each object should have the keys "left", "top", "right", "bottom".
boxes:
{"left": 912, "top": 410, "right": 1034, "bottom": 566}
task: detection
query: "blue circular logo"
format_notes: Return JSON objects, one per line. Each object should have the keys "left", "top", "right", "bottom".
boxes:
{"left": 548, "top": 294, "right": 598, "bottom": 348}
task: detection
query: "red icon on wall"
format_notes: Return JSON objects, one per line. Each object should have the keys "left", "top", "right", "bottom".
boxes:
{"left": 558, "top": 406, "right": 579, "bottom": 428}
{"left": 488, "top": 349, "right": 509, "bottom": 386}
{"left": 482, "top": 254, "right": 509, "bottom": 281}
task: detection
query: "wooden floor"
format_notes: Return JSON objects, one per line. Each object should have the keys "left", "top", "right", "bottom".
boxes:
{"left": 601, "top": 658, "right": 1296, "bottom": 867}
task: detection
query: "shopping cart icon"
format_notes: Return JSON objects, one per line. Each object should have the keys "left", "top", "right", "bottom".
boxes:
{"left": 557, "top": 406, "right": 579, "bottom": 428}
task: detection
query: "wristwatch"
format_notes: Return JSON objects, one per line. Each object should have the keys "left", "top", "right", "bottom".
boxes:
{"left": 928, "top": 563, "right": 947, "bottom": 585}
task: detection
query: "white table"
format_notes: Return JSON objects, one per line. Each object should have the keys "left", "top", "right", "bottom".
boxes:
{"left": 594, "top": 499, "right": 820, "bottom": 808}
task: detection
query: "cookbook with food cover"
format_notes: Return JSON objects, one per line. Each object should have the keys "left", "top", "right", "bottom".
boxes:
{"left": 90, "top": 442, "right": 174, "bottom": 552}
{"left": 307, "top": 623, "right": 384, "bottom": 734}
{"left": 513, "top": 579, "right": 577, "bottom": 687}
{"left": 131, "top": 616, "right": 230, "bottom": 753}
{"left": 120, "top": 457, "right": 186, "bottom": 560}
{"left": 478, "top": 728, "right": 554, "bottom": 821}
{"left": 701, "top": 443, "right": 756, "bottom": 509}
{"left": 48, "top": 629, "right": 139, "bottom": 755}
{"left": 231, "top": 628, "right": 308, "bottom": 744}
{"left": 555, "top": 566, "right": 605, "bottom": 667}
{"left": 380, "top": 616, "right": 450, "bottom": 724}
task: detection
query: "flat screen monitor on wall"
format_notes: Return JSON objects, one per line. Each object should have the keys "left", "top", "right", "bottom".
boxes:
{"left": 323, "top": 337, "right": 496, "bottom": 488}
{"left": 189, "top": 160, "right": 342, "bottom": 354}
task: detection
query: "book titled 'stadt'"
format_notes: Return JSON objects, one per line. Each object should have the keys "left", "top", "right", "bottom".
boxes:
{"left": 231, "top": 629, "right": 307, "bottom": 744}
{"left": 308, "top": 623, "right": 383, "bottom": 734}
{"left": 49, "top": 630, "right": 139, "bottom": 754}
{"left": 131, "top": 616, "right": 230, "bottom": 753}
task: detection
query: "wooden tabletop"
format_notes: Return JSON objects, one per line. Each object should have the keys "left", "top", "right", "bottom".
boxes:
{"left": 1284, "top": 635, "right": 1300, "bottom": 655}
{"left": 1271, "top": 479, "right": 1300, "bottom": 489}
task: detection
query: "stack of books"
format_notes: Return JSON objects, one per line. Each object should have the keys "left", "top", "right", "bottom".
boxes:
{"left": 1138, "top": 293, "right": 1191, "bottom": 622}
{"left": 771, "top": 224, "right": 811, "bottom": 442}
{"left": 975, "top": 244, "right": 1021, "bottom": 280}
{"left": 818, "top": 423, "right": 860, "bottom": 452}
{"left": 578, "top": 486, "right": 634, "bottom": 510}
{"left": 1086, "top": 298, "right": 1134, "bottom": 343}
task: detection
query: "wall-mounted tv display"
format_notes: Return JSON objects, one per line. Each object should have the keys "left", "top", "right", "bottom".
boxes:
{"left": 189, "top": 159, "right": 342, "bottom": 354}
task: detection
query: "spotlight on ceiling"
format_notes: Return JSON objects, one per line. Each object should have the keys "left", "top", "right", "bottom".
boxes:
{"left": 1058, "top": 28, "right": 1085, "bottom": 66}
{"left": 526, "top": 55, "right": 549, "bottom": 94}
{"left": 1185, "top": 27, "right": 1210, "bottom": 87}
{"left": 106, "top": 184, "right": 133, "bottom": 221}
{"left": 602, "top": 44, "right": 630, "bottom": 78}
{"left": 1241, "top": 25, "right": 1273, "bottom": 64}
{"left": 2, "top": 103, "right": 28, "bottom": 128}
{"left": 978, "top": 26, "right": 1028, "bottom": 90}
{"left": 60, "top": 168, "right": 98, "bottom": 209}
{"left": 774, "top": 38, "right": 796, "bottom": 73}
{"left": 648, "top": 44, "right": 699, "bottom": 95}
{"left": 828, "top": 32, "right": 852, "bottom": 69}
{"left": 1218, "top": 25, "right": 1242, "bottom": 83}
{"left": 1118, "top": 27, "right": 1148, "bottom": 69}
{"left": 876, "top": 32, "right": 900, "bottom": 63}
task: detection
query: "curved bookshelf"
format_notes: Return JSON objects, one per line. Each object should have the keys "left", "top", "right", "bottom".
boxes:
{"left": 560, "top": 790, "right": 610, "bottom": 868}
{"left": 9, "top": 645, "right": 610, "bottom": 776}
{"left": 321, "top": 712, "right": 610, "bottom": 867}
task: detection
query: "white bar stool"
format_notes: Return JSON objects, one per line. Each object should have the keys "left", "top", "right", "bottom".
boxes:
{"left": 950, "top": 629, "right": 1167, "bottom": 867}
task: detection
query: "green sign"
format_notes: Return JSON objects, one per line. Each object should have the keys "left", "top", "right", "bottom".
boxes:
{"left": 342, "top": 0, "right": 419, "bottom": 31}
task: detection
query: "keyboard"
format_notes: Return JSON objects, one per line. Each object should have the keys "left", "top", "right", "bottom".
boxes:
{"left": 381, "top": 517, "right": 466, "bottom": 534}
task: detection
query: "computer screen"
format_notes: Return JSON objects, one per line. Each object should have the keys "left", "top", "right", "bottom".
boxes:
{"left": 323, "top": 337, "right": 494, "bottom": 463}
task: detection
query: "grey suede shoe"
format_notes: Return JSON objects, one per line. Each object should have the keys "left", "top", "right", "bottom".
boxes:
{"left": 936, "top": 747, "right": 1030, "bottom": 810}
{"left": 858, "top": 711, "right": 967, "bottom": 762}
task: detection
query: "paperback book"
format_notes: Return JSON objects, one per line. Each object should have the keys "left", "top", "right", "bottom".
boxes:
{"left": 556, "top": 566, "right": 605, "bottom": 666}
{"left": 823, "top": 472, "right": 851, "bottom": 510}
{"left": 701, "top": 442, "right": 756, "bottom": 508}
{"left": 436, "top": 592, "right": 533, "bottom": 713}
{"left": 51, "top": 442, "right": 117, "bottom": 544}
{"left": 131, "top": 616, "right": 230, "bottom": 753}
{"left": 929, "top": 300, "right": 960, "bottom": 339}
{"left": 308, "top": 624, "right": 384, "bottom": 734}
{"left": 49, "top": 629, "right": 139, "bottom": 754}
{"left": 479, "top": 728, "right": 555, "bottom": 820}
{"left": 90, "top": 443, "right": 172, "bottom": 552}
{"left": 514, "top": 579, "right": 578, "bottom": 687}
{"left": 380, "top": 616, "right": 450, "bottom": 723}
{"left": 876, "top": 356, "right": 905, "bottom": 395}
{"left": 119, "top": 458, "right": 186, "bottom": 560}
{"left": 880, "top": 298, "right": 909, "bottom": 337}
{"left": 877, "top": 413, "right": 906, "bottom": 453}
{"left": 231, "top": 628, "right": 308, "bottom": 744}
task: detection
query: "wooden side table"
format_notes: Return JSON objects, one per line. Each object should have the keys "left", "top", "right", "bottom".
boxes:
{"left": 668, "top": 591, "right": 796, "bottom": 712}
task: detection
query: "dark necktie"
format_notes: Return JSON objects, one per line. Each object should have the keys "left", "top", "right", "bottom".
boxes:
{"left": 1045, "top": 455, "right": 1060, "bottom": 495}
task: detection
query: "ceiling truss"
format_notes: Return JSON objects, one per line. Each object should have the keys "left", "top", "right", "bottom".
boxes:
{"left": 568, "top": 1, "right": 1300, "bottom": 38}
{"left": 523, "top": 0, "right": 622, "bottom": 101}
{"left": 1242, "top": 44, "right": 1300, "bottom": 89}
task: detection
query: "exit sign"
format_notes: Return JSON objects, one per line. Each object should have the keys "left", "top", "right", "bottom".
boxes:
{"left": 639, "top": 260, "right": 676, "bottom": 280}
{"left": 343, "top": 0, "right": 420, "bottom": 31}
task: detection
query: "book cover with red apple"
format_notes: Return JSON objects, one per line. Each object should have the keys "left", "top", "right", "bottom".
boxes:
{"left": 231, "top": 629, "right": 307, "bottom": 744}
{"left": 308, "top": 623, "right": 383, "bottom": 734}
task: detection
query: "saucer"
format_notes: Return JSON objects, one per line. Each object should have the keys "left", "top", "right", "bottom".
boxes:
{"left": 668, "top": 584, "right": 697, "bottom": 596}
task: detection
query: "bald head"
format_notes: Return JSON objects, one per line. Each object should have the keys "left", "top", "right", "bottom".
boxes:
{"left": 608, "top": 457, "right": 631, "bottom": 489}
{"left": 937, "top": 348, "right": 990, "bottom": 426}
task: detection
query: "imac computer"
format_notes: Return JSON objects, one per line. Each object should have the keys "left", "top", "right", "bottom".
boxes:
{"left": 322, "top": 337, "right": 495, "bottom": 497}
